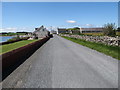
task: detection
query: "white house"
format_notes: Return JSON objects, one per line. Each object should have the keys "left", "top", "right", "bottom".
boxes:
{"left": 33, "top": 25, "right": 50, "bottom": 39}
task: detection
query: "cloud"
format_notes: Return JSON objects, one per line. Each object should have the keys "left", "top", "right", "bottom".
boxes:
{"left": 85, "top": 24, "right": 93, "bottom": 27}
{"left": 85, "top": 24, "right": 103, "bottom": 27}
{"left": 46, "top": 26, "right": 58, "bottom": 31}
{"left": 66, "top": 20, "right": 76, "bottom": 23}
{"left": 0, "top": 28, "right": 4, "bottom": 31}
{"left": 0, "top": 27, "right": 17, "bottom": 32}
{"left": 0, "top": 27, "right": 34, "bottom": 32}
{"left": 96, "top": 25, "right": 103, "bottom": 27}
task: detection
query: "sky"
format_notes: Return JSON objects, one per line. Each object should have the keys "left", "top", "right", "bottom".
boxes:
{"left": 1, "top": 2, "right": 118, "bottom": 32}
{"left": 1, "top": 0, "right": 120, "bottom": 2}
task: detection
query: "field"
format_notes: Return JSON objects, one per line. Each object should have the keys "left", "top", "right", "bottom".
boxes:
{"left": 82, "top": 32, "right": 103, "bottom": 36}
{"left": 62, "top": 36, "right": 119, "bottom": 60}
{"left": 116, "top": 32, "right": 120, "bottom": 36}
{"left": 0, "top": 40, "right": 38, "bottom": 54}
{"left": 82, "top": 32, "right": 120, "bottom": 36}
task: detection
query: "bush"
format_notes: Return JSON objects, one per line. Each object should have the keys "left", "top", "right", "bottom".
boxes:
{"left": 103, "top": 23, "right": 116, "bottom": 37}
{"left": 7, "top": 36, "right": 29, "bottom": 42}
{"left": 7, "top": 36, "right": 21, "bottom": 42}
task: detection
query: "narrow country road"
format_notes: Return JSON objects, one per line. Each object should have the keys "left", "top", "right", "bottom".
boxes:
{"left": 2, "top": 35, "right": 118, "bottom": 88}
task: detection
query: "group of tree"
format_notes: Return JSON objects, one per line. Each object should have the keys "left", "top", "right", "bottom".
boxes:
{"left": 67, "top": 27, "right": 80, "bottom": 31}
{"left": 103, "top": 23, "right": 117, "bottom": 37}
{"left": 117, "top": 27, "right": 120, "bottom": 31}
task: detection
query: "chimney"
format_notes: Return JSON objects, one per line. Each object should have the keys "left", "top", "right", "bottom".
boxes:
{"left": 35, "top": 28, "right": 38, "bottom": 31}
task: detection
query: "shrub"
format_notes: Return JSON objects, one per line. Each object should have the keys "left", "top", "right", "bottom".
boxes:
{"left": 103, "top": 23, "right": 116, "bottom": 37}
{"left": 6, "top": 36, "right": 29, "bottom": 42}
{"left": 7, "top": 36, "right": 20, "bottom": 42}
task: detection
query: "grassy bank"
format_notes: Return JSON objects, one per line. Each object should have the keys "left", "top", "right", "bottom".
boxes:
{"left": 116, "top": 32, "right": 120, "bottom": 36}
{"left": 60, "top": 32, "right": 120, "bottom": 37}
{"left": 82, "top": 32, "right": 103, "bottom": 36}
{"left": 62, "top": 36, "right": 119, "bottom": 60}
{"left": 82, "top": 32, "right": 120, "bottom": 36}
{"left": 0, "top": 39, "right": 38, "bottom": 54}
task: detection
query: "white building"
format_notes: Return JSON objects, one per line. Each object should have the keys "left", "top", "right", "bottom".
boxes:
{"left": 80, "top": 28, "right": 103, "bottom": 33}
{"left": 33, "top": 25, "right": 50, "bottom": 39}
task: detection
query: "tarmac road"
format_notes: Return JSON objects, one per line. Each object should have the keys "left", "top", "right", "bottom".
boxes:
{"left": 2, "top": 35, "right": 118, "bottom": 88}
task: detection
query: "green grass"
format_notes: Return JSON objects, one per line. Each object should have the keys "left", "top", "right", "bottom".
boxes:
{"left": 116, "top": 32, "right": 120, "bottom": 36}
{"left": 62, "top": 36, "right": 120, "bottom": 60}
{"left": 82, "top": 32, "right": 103, "bottom": 36}
{"left": 0, "top": 39, "right": 38, "bottom": 54}
{"left": 82, "top": 32, "right": 120, "bottom": 36}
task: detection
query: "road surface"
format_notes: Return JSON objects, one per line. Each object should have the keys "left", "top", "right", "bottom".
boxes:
{"left": 2, "top": 35, "right": 118, "bottom": 88}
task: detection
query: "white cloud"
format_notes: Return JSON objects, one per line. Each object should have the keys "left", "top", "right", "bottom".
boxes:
{"left": 85, "top": 24, "right": 103, "bottom": 27}
{"left": 0, "top": 27, "right": 17, "bottom": 32}
{"left": 46, "top": 26, "right": 58, "bottom": 31}
{"left": 85, "top": 24, "right": 93, "bottom": 27}
{"left": 0, "top": 27, "right": 34, "bottom": 32}
{"left": 66, "top": 20, "right": 76, "bottom": 23}
{"left": 96, "top": 25, "right": 103, "bottom": 27}
{"left": 0, "top": 28, "right": 4, "bottom": 31}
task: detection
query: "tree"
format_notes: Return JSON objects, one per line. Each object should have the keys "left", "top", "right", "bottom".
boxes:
{"left": 67, "top": 27, "right": 80, "bottom": 31}
{"left": 67, "top": 27, "right": 80, "bottom": 34}
{"left": 103, "top": 23, "right": 116, "bottom": 37}
{"left": 117, "top": 27, "right": 120, "bottom": 31}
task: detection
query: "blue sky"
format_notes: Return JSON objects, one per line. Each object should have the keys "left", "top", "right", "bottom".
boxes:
{"left": 2, "top": 2, "right": 118, "bottom": 32}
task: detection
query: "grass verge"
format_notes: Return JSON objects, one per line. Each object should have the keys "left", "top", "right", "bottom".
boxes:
{"left": 62, "top": 36, "right": 120, "bottom": 60}
{"left": 116, "top": 32, "right": 120, "bottom": 36}
{"left": 0, "top": 39, "right": 38, "bottom": 54}
{"left": 82, "top": 32, "right": 103, "bottom": 36}
{"left": 82, "top": 32, "right": 120, "bottom": 36}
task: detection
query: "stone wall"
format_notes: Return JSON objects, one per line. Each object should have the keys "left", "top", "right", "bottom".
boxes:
{"left": 61, "top": 34, "right": 120, "bottom": 47}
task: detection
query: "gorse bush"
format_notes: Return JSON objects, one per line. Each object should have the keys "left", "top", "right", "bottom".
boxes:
{"left": 103, "top": 23, "right": 116, "bottom": 37}
{"left": 7, "top": 36, "right": 21, "bottom": 42}
{"left": 7, "top": 36, "right": 29, "bottom": 42}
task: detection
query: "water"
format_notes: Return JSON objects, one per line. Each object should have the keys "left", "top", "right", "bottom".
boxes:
{"left": 0, "top": 36, "right": 14, "bottom": 42}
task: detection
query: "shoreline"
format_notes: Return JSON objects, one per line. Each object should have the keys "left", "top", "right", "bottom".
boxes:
{"left": 0, "top": 36, "right": 14, "bottom": 37}
{"left": 0, "top": 36, "right": 15, "bottom": 43}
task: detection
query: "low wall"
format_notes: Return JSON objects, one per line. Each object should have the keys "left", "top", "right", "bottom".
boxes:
{"left": 1, "top": 37, "right": 50, "bottom": 80}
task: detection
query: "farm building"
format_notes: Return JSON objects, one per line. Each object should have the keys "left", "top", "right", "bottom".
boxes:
{"left": 51, "top": 30, "right": 57, "bottom": 34}
{"left": 57, "top": 27, "right": 104, "bottom": 34}
{"left": 57, "top": 28, "right": 69, "bottom": 34}
{"left": 80, "top": 28, "right": 104, "bottom": 33}
{"left": 33, "top": 25, "right": 50, "bottom": 39}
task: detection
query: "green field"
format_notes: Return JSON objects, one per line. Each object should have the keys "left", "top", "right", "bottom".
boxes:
{"left": 82, "top": 32, "right": 120, "bottom": 36}
{"left": 0, "top": 40, "right": 38, "bottom": 54}
{"left": 116, "top": 32, "right": 120, "bottom": 36}
{"left": 82, "top": 32, "right": 103, "bottom": 36}
{"left": 62, "top": 36, "right": 119, "bottom": 60}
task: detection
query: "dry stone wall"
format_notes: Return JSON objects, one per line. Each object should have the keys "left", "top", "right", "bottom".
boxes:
{"left": 61, "top": 34, "right": 120, "bottom": 47}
